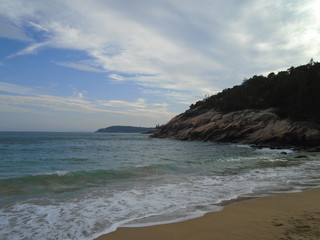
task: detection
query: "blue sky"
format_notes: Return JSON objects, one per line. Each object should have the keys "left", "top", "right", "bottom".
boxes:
{"left": 0, "top": 0, "right": 319, "bottom": 131}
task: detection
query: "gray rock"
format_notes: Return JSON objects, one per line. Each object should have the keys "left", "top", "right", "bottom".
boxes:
{"left": 152, "top": 108, "right": 320, "bottom": 150}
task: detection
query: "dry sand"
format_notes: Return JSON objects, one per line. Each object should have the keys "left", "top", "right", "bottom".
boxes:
{"left": 95, "top": 188, "right": 320, "bottom": 240}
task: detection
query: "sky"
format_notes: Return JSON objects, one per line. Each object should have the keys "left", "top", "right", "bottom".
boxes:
{"left": 0, "top": 0, "right": 319, "bottom": 132}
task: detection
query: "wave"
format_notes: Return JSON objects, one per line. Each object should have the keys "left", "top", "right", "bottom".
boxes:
{"left": 0, "top": 148, "right": 313, "bottom": 198}
{"left": 1, "top": 159, "right": 320, "bottom": 240}
{"left": 0, "top": 164, "right": 169, "bottom": 196}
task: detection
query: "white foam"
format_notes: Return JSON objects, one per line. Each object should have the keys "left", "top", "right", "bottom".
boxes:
{"left": 235, "top": 144, "right": 252, "bottom": 149}
{"left": 124, "top": 209, "right": 209, "bottom": 228}
{"left": 32, "top": 170, "right": 70, "bottom": 176}
{"left": 256, "top": 147, "right": 293, "bottom": 154}
{"left": 1, "top": 160, "right": 320, "bottom": 240}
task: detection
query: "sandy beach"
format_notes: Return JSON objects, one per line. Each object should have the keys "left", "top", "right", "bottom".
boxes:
{"left": 95, "top": 188, "right": 320, "bottom": 240}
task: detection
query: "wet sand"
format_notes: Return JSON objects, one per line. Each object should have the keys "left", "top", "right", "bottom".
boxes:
{"left": 95, "top": 188, "right": 320, "bottom": 240}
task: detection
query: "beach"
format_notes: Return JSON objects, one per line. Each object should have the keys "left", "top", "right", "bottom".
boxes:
{"left": 2, "top": 132, "right": 320, "bottom": 239}
{"left": 96, "top": 188, "right": 320, "bottom": 240}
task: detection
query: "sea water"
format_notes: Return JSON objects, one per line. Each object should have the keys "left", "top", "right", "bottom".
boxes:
{"left": 0, "top": 132, "right": 320, "bottom": 240}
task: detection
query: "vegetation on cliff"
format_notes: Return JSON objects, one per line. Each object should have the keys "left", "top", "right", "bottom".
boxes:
{"left": 190, "top": 60, "right": 320, "bottom": 123}
{"left": 153, "top": 61, "right": 320, "bottom": 149}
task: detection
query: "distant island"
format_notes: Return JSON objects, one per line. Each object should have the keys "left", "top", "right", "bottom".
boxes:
{"left": 96, "top": 126, "right": 155, "bottom": 133}
{"left": 152, "top": 60, "right": 320, "bottom": 151}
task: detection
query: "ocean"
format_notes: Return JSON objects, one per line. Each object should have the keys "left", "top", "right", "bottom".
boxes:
{"left": 0, "top": 132, "right": 320, "bottom": 240}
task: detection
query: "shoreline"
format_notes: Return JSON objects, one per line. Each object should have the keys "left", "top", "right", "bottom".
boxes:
{"left": 95, "top": 187, "right": 320, "bottom": 240}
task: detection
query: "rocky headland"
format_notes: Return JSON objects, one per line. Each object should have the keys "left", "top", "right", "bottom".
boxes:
{"left": 152, "top": 107, "right": 320, "bottom": 151}
{"left": 96, "top": 126, "right": 155, "bottom": 133}
{"left": 152, "top": 62, "right": 320, "bottom": 151}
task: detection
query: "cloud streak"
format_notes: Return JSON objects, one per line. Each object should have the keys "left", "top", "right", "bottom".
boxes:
{"left": 0, "top": 82, "right": 174, "bottom": 119}
{"left": 0, "top": 0, "right": 319, "bottom": 131}
{"left": 0, "top": 82, "right": 35, "bottom": 95}
{"left": 54, "top": 61, "right": 105, "bottom": 73}
{"left": 2, "top": 0, "right": 319, "bottom": 92}
{"left": 6, "top": 42, "right": 48, "bottom": 58}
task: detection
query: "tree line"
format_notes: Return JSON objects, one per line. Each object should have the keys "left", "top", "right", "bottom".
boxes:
{"left": 190, "top": 60, "right": 320, "bottom": 123}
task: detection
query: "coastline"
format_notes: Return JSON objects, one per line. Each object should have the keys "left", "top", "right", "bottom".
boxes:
{"left": 151, "top": 108, "right": 320, "bottom": 152}
{"left": 95, "top": 188, "right": 320, "bottom": 240}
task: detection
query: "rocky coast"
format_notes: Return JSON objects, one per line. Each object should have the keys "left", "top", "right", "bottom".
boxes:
{"left": 152, "top": 107, "right": 320, "bottom": 151}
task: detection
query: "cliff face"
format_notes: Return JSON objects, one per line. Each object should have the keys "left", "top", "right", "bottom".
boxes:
{"left": 153, "top": 62, "right": 320, "bottom": 150}
{"left": 152, "top": 108, "right": 320, "bottom": 150}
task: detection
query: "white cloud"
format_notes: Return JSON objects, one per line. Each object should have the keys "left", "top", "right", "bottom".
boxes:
{"left": 54, "top": 61, "right": 105, "bottom": 73}
{"left": 69, "top": 87, "right": 87, "bottom": 100}
{"left": 108, "top": 74, "right": 124, "bottom": 82}
{"left": 0, "top": 81, "right": 174, "bottom": 119}
{"left": 0, "top": 82, "right": 35, "bottom": 95}
{"left": 100, "top": 98, "right": 146, "bottom": 108}
{"left": 0, "top": 17, "right": 32, "bottom": 41}
{"left": 7, "top": 41, "right": 49, "bottom": 58}
{"left": 0, "top": 94, "right": 96, "bottom": 113}
{"left": 0, "top": 93, "right": 175, "bottom": 118}
{"left": 142, "top": 88, "right": 203, "bottom": 106}
{"left": 97, "top": 97, "right": 174, "bottom": 118}
{"left": 28, "top": 21, "right": 49, "bottom": 32}
{"left": 1, "top": 0, "right": 319, "bottom": 99}
{"left": 0, "top": 0, "right": 225, "bottom": 94}
{"left": 1, "top": 0, "right": 319, "bottom": 131}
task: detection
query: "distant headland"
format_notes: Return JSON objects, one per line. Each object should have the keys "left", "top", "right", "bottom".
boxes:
{"left": 152, "top": 60, "right": 320, "bottom": 151}
{"left": 95, "top": 126, "right": 155, "bottom": 133}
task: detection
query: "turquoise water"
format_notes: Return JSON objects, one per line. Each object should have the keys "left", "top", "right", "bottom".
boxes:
{"left": 1, "top": 132, "right": 320, "bottom": 240}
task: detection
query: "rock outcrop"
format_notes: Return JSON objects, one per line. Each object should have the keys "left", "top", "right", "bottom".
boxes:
{"left": 152, "top": 108, "right": 320, "bottom": 150}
